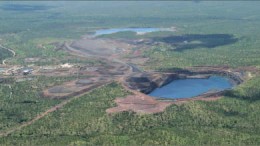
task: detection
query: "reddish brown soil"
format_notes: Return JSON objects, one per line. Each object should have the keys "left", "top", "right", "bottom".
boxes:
{"left": 107, "top": 94, "right": 222, "bottom": 114}
{"left": 106, "top": 81, "right": 223, "bottom": 114}
{"left": 106, "top": 94, "right": 172, "bottom": 114}
{"left": 43, "top": 77, "right": 111, "bottom": 99}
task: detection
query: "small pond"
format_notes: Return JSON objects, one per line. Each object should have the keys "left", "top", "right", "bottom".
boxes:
{"left": 94, "top": 27, "right": 173, "bottom": 36}
{"left": 149, "top": 76, "right": 234, "bottom": 99}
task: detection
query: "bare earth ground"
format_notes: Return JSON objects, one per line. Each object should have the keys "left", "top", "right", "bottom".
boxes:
{"left": 106, "top": 95, "right": 222, "bottom": 114}
{"left": 106, "top": 90, "right": 173, "bottom": 114}
{"left": 106, "top": 80, "right": 223, "bottom": 114}
{"left": 70, "top": 36, "right": 133, "bottom": 58}
{"left": 43, "top": 77, "right": 111, "bottom": 99}
{"left": 106, "top": 95, "right": 172, "bottom": 114}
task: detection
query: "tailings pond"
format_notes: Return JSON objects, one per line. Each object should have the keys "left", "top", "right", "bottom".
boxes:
{"left": 149, "top": 76, "right": 234, "bottom": 99}
{"left": 94, "top": 27, "right": 174, "bottom": 36}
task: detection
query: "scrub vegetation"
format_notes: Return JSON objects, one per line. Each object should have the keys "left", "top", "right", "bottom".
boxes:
{"left": 0, "top": 48, "right": 12, "bottom": 62}
{"left": 1, "top": 83, "right": 260, "bottom": 145}
{"left": 0, "top": 76, "right": 78, "bottom": 133}
{"left": 0, "top": 1, "right": 260, "bottom": 145}
{"left": 229, "top": 77, "right": 260, "bottom": 101}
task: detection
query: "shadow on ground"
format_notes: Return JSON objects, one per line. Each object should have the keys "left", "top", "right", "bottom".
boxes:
{"left": 153, "top": 34, "right": 238, "bottom": 51}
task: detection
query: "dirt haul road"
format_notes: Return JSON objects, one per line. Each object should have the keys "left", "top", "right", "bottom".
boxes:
{"left": 0, "top": 44, "right": 16, "bottom": 65}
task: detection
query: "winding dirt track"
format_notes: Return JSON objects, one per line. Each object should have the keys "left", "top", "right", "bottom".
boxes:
{"left": 0, "top": 44, "right": 16, "bottom": 65}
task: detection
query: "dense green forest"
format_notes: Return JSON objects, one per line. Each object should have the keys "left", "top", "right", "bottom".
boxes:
{"left": 0, "top": 1, "right": 260, "bottom": 145}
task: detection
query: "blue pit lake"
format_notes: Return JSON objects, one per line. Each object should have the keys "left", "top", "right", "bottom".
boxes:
{"left": 94, "top": 27, "right": 174, "bottom": 36}
{"left": 149, "top": 76, "right": 234, "bottom": 99}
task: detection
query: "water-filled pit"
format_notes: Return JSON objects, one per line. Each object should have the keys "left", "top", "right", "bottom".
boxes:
{"left": 149, "top": 76, "right": 234, "bottom": 99}
{"left": 94, "top": 27, "right": 174, "bottom": 36}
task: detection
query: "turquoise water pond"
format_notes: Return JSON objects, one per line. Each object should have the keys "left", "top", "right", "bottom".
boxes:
{"left": 149, "top": 76, "right": 234, "bottom": 99}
